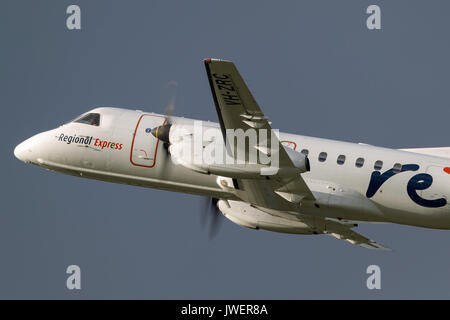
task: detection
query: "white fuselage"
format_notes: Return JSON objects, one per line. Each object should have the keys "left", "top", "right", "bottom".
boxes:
{"left": 14, "top": 107, "right": 450, "bottom": 230}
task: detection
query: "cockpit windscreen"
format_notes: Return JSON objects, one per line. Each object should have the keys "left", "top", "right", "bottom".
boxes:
{"left": 73, "top": 113, "right": 100, "bottom": 126}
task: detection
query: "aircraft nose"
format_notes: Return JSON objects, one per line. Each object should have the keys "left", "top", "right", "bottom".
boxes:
{"left": 14, "top": 138, "right": 34, "bottom": 162}
{"left": 14, "top": 131, "right": 55, "bottom": 165}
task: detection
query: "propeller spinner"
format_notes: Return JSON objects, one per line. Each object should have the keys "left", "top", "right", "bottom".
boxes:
{"left": 151, "top": 123, "right": 172, "bottom": 143}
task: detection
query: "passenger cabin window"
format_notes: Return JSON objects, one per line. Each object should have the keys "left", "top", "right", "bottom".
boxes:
{"left": 318, "top": 152, "right": 327, "bottom": 162}
{"left": 337, "top": 155, "right": 346, "bottom": 165}
{"left": 74, "top": 113, "right": 100, "bottom": 126}
{"left": 355, "top": 157, "right": 364, "bottom": 168}
{"left": 393, "top": 163, "right": 402, "bottom": 173}
{"left": 301, "top": 149, "right": 309, "bottom": 156}
{"left": 374, "top": 160, "right": 383, "bottom": 171}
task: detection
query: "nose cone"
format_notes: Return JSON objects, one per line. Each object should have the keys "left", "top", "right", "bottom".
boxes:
{"left": 14, "top": 138, "right": 34, "bottom": 162}
{"left": 14, "top": 133, "right": 45, "bottom": 163}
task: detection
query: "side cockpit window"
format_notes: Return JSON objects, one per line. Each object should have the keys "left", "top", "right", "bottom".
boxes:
{"left": 74, "top": 113, "right": 100, "bottom": 126}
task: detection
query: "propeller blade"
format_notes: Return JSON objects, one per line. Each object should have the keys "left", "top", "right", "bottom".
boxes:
{"left": 164, "top": 80, "right": 178, "bottom": 124}
{"left": 209, "top": 198, "right": 222, "bottom": 240}
{"left": 200, "top": 197, "right": 210, "bottom": 231}
{"left": 199, "top": 197, "right": 223, "bottom": 240}
{"left": 151, "top": 81, "right": 177, "bottom": 160}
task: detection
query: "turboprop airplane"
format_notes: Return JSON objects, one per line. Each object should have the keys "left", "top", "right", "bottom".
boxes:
{"left": 13, "top": 59, "right": 450, "bottom": 250}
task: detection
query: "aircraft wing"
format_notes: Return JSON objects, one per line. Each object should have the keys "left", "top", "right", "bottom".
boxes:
{"left": 204, "top": 58, "right": 314, "bottom": 211}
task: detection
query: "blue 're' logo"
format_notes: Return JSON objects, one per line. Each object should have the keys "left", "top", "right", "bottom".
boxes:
{"left": 366, "top": 164, "right": 446, "bottom": 208}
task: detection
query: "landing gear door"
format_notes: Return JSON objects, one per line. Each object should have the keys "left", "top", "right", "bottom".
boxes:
{"left": 130, "top": 114, "right": 166, "bottom": 168}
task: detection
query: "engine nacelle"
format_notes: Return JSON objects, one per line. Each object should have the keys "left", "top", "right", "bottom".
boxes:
{"left": 217, "top": 200, "right": 314, "bottom": 235}
{"left": 283, "top": 145, "right": 310, "bottom": 172}
{"left": 163, "top": 122, "right": 310, "bottom": 179}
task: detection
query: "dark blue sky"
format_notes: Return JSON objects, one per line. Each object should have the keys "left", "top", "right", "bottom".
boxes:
{"left": 3, "top": 0, "right": 450, "bottom": 298}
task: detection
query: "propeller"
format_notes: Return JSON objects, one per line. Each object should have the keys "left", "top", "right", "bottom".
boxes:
{"left": 151, "top": 81, "right": 178, "bottom": 153}
{"left": 200, "top": 197, "right": 224, "bottom": 239}
{"left": 153, "top": 83, "right": 224, "bottom": 238}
